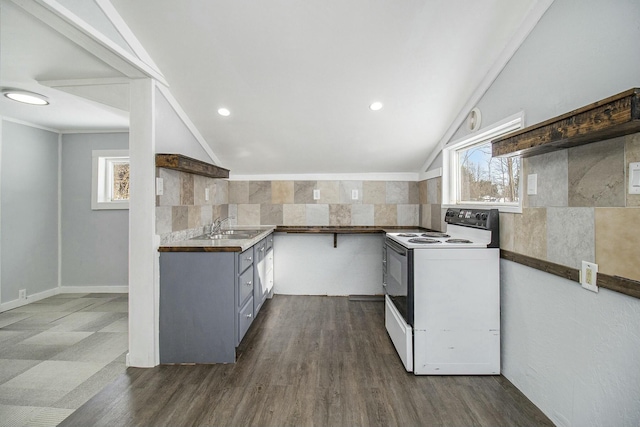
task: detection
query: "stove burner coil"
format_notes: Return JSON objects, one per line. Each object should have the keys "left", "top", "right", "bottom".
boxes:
{"left": 421, "top": 232, "right": 450, "bottom": 238}
{"left": 446, "top": 239, "right": 473, "bottom": 244}
{"left": 407, "top": 238, "right": 441, "bottom": 244}
{"left": 397, "top": 233, "right": 418, "bottom": 237}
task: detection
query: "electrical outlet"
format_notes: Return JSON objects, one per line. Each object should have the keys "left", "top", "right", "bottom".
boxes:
{"left": 19, "top": 289, "right": 26, "bottom": 300}
{"left": 581, "top": 261, "right": 598, "bottom": 293}
{"left": 205, "top": 188, "right": 210, "bottom": 201}
{"left": 313, "top": 189, "right": 320, "bottom": 200}
{"left": 351, "top": 189, "right": 359, "bottom": 200}
{"left": 156, "top": 178, "right": 164, "bottom": 196}
{"left": 527, "top": 174, "right": 537, "bottom": 195}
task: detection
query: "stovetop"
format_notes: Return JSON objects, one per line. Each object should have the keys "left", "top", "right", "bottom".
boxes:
{"left": 387, "top": 208, "right": 500, "bottom": 249}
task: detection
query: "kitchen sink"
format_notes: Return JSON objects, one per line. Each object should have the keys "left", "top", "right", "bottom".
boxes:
{"left": 190, "top": 229, "right": 264, "bottom": 240}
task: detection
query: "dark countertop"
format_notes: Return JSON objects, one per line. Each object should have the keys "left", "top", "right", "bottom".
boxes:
{"left": 159, "top": 225, "right": 431, "bottom": 252}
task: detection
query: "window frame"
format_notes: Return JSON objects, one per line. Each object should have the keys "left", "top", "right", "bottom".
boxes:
{"left": 91, "top": 149, "right": 130, "bottom": 210}
{"left": 442, "top": 112, "right": 524, "bottom": 213}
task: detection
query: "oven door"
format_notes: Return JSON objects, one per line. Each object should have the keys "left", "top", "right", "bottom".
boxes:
{"left": 384, "top": 238, "right": 415, "bottom": 372}
{"left": 384, "top": 238, "right": 413, "bottom": 326}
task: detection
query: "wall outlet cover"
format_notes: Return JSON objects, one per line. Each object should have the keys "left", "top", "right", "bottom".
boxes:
{"left": 351, "top": 189, "right": 359, "bottom": 200}
{"left": 581, "top": 261, "right": 598, "bottom": 293}
{"left": 19, "top": 289, "right": 27, "bottom": 300}
{"left": 313, "top": 189, "right": 320, "bottom": 200}
{"left": 629, "top": 162, "right": 640, "bottom": 194}
{"left": 205, "top": 187, "right": 210, "bottom": 201}
{"left": 527, "top": 174, "right": 538, "bottom": 195}
{"left": 156, "top": 177, "right": 164, "bottom": 196}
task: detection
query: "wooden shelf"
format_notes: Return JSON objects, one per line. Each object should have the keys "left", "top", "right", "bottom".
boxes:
{"left": 155, "top": 154, "right": 229, "bottom": 179}
{"left": 492, "top": 88, "right": 640, "bottom": 158}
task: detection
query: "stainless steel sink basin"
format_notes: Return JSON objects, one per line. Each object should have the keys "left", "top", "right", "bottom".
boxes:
{"left": 190, "top": 229, "right": 263, "bottom": 240}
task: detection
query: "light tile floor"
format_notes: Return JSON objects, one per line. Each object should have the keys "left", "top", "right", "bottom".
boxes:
{"left": 0, "top": 293, "right": 128, "bottom": 427}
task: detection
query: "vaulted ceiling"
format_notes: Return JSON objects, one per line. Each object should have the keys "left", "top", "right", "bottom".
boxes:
{"left": 1, "top": 0, "right": 550, "bottom": 175}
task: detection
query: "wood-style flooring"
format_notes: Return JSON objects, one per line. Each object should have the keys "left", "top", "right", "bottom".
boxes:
{"left": 61, "top": 295, "right": 554, "bottom": 427}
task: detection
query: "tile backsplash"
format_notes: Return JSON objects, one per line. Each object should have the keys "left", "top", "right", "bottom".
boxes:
{"left": 156, "top": 174, "right": 425, "bottom": 243}
{"left": 228, "top": 180, "right": 419, "bottom": 227}
{"left": 500, "top": 132, "right": 640, "bottom": 282}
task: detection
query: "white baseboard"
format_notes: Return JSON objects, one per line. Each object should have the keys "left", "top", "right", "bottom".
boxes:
{"left": 0, "top": 287, "right": 59, "bottom": 312}
{"left": 58, "top": 285, "right": 129, "bottom": 294}
{"left": 0, "top": 285, "right": 129, "bottom": 313}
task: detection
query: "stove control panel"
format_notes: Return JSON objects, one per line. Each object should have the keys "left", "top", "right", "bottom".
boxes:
{"left": 445, "top": 208, "right": 498, "bottom": 230}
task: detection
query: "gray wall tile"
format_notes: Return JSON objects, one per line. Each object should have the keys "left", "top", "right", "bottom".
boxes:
{"left": 568, "top": 138, "right": 625, "bottom": 207}
{"left": 525, "top": 150, "right": 568, "bottom": 207}
{"left": 547, "top": 207, "right": 594, "bottom": 269}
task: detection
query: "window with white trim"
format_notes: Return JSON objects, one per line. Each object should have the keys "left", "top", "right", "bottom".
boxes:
{"left": 92, "top": 150, "right": 130, "bottom": 210}
{"left": 443, "top": 113, "right": 524, "bottom": 213}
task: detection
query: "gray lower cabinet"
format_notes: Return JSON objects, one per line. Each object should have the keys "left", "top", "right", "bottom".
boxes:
{"left": 159, "top": 234, "right": 273, "bottom": 364}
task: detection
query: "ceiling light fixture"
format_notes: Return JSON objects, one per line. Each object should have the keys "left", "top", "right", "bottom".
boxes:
{"left": 217, "top": 108, "right": 230, "bottom": 117}
{"left": 2, "top": 89, "right": 49, "bottom": 106}
{"left": 369, "top": 101, "right": 383, "bottom": 111}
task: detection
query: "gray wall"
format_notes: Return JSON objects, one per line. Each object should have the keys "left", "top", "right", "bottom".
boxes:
{"left": 1, "top": 121, "right": 59, "bottom": 303}
{"left": 441, "top": 0, "right": 640, "bottom": 425}
{"left": 61, "top": 132, "right": 129, "bottom": 288}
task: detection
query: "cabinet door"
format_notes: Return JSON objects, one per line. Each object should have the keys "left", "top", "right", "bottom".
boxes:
{"left": 238, "top": 247, "right": 254, "bottom": 274}
{"left": 238, "top": 266, "right": 253, "bottom": 308}
{"left": 238, "top": 296, "right": 254, "bottom": 344}
{"left": 253, "top": 239, "right": 267, "bottom": 315}
{"left": 265, "top": 246, "right": 274, "bottom": 295}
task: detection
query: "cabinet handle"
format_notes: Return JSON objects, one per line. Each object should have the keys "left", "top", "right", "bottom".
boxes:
{"left": 246, "top": 313, "right": 253, "bottom": 318}
{"left": 260, "top": 247, "right": 265, "bottom": 252}
{"left": 246, "top": 256, "right": 253, "bottom": 261}
{"left": 245, "top": 281, "right": 252, "bottom": 286}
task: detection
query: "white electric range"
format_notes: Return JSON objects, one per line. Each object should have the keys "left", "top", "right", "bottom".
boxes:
{"left": 383, "top": 208, "right": 500, "bottom": 375}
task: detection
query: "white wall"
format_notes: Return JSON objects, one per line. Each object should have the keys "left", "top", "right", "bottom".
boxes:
{"left": 154, "top": 87, "right": 212, "bottom": 163}
{"left": 444, "top": 0, "right": 640, "bottom": 425}
{"left": 1, "top": 120, "right": 59, "bottom": 303}
{"left": 502, "top": 261, "right": 640, "bottom": 426}
{"left": 274, "top": 233, "right": 383, "bottom": 296}
{"left": 60, "top": 132, "right": 129, "bottom": 290}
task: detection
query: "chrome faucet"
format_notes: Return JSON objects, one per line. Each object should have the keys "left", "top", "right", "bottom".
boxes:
{"left": 209, "top": 216, "right": 234, "bottom": 235}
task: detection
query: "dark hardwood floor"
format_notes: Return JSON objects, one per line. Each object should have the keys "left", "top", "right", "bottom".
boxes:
{"left": 60, "top": 295, "right": 554, "bottom": 427}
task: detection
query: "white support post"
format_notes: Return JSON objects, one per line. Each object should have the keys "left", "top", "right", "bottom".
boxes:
{"left": 127, "top": 78, "right": 159, "bottom": 367}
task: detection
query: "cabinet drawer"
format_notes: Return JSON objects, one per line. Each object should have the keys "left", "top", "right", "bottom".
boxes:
{"left": 238, "top": 267, "right": 253, "bottom": 307}
{"left": 238, "top": 247, "right": 254, "bottom": 274}
{"left": 238, "top": 296, "right": 254, "bottom": 344}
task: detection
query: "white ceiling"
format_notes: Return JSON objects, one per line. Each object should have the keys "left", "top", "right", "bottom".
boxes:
{"left": 0, "top": 0, "right": 129, "bottom": 132}
{"left": 1, "top": 0, "right": 545, "bottom": 174}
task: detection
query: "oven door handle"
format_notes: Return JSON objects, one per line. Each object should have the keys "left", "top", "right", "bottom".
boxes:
{"left": 386, "top": 239, "right": 407, "bottom": 257}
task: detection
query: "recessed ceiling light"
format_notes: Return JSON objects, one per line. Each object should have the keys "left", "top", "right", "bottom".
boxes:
{"left": 217, "top": 108, "right": 230, "bottom": 117}
{"left": 369, "top": 101, "right": 383, "bottom": 111}
{"left": 2, "top": 89, "right": 49, "bottom": 106}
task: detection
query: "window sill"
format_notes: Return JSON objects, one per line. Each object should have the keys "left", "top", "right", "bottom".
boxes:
{"left": 92, "top": 201, "right": 130, "bottom": 210}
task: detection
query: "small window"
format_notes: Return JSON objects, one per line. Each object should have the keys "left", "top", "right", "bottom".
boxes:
{"left": 443, "top": 113, "right": 523, "bottom": 212}
{"left": 92, "top": 150, "right": 130, "bottom": 210}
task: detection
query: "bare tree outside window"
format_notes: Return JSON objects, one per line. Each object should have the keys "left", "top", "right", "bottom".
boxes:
{"left": 457, "top": 142, "right": 519, "bottom": 204}
{"left": 112, "top": 162, "right": 130, "bottom": 201}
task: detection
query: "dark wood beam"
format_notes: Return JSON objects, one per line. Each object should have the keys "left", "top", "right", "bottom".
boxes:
{"left": 492, "top": 88, "right": 640, "bottom": 158}
{"left": 156, "top": 153, "right": 230, "bottom": 179}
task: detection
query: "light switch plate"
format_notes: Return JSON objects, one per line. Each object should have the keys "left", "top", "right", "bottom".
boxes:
{"left": 527, "top": 174, "right": 537, "bottom": 195}
{"left": 581, "top": 261, "right": 598, "bottom": 293}
{"left": 313, "top": 189, "right": 320, "bottom": 200}
{"left": 351, "top": 189, "right": 359, "bottom": 200}
{"left": 629, "top": 162, "right": 640, "bottom": 194}
{"left": 156, "top": 178, "right": 164, "bottom": 196}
